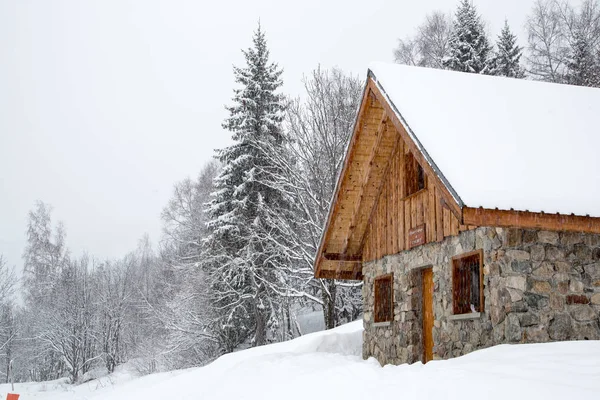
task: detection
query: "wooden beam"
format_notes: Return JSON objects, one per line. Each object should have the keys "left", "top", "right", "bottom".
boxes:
{"left": 463, "top": 207, "right": 600, "bottom": 234}
{"left": 316, "top": 268, "right": 363, "bottom": 280}
{"left": 367, "top": 78, "right": 463, "bottom": 221}
{"left": 323, "top": 253, "right": 362, "bottom": 262}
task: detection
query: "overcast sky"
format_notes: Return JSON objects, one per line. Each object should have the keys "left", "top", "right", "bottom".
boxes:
{"left": 0, "top": 0, "right": 553, "bottom": 272}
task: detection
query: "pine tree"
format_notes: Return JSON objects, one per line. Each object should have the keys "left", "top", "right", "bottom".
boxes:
{"left": 203, "top": 24, "right": 294, "bottom": 351}
{"left": 443, "top": 0, "right": 492, "bottom": 74}
{"left": 491, "top": 20, "right": 525, "bottom": 78}
{"left": 566, "top": 28, "right": 600, "bottom": 87}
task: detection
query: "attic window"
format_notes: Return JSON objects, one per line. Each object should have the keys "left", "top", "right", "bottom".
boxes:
{"left": 405, "top": 151, "right": 425, "bottom": 197}
{"left": 452, "top": 250, "right": 484, "bottom": 315}
{"left": 374, "top": 274, "right": 393, "bottom": 323}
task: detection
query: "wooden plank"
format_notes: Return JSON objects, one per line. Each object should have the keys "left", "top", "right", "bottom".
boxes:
{"left": 463, "top": 207, "right": 600, "bottom": 234}
{"left": 435, "top": 189, "right": 444, "bottom": 242}
{"left": 404, "top": 197, "right": 411, "bottom": 249}
{"left": 443, "top": 207, "right": 450, "bottom": 237}
{"left": 450, "top": 211, "right": 459, "bottom": 236}
{"left": 422, "top": 268, "right": 434, "bottom": 363}
{"left": 428, "top": 180, "right": 436, "bottom": 243}
{"left": 323, "top": 253, "right": 362, "bottom": 262}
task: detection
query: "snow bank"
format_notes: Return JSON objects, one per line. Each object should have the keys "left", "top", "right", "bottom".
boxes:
{"left": 3, "top": 320, "right": 600, "bottom": 400}
{"left": 368, "top": 62, "right": 600, "bottom": 217}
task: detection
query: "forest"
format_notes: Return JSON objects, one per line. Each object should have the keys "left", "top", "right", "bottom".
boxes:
{"left": 1, "top": 0, "right": 599, "bottom": 384}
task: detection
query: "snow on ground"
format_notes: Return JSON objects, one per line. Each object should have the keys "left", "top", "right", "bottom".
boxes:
{"left": 2, "top": 321, "right": 600, "bottom": 400}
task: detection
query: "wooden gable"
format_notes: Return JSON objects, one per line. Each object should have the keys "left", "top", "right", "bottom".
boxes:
{"left": 314, "top": 77, "right": 464, "bottom": 280}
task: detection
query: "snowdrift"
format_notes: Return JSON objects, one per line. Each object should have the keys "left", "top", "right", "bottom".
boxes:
{"left": 2, "top": 320, "right": 600, "bottom": 400}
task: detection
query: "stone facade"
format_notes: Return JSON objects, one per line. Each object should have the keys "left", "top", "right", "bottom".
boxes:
{"left": 362, "top": 227, "right": 600, "bottom": 365}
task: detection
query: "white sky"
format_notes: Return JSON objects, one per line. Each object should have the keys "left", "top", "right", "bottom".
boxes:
{"left": 0, "top": 0, "right": 552, "bottom": 271}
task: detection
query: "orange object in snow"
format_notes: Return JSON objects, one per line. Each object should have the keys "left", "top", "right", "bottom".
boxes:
{"left": 6, "top": 393, "right": 20, "bottom": 400}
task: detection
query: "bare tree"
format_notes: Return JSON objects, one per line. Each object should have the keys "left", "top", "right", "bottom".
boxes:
{"left": 394, "top": 11, "right": 452, "bottom": 68}
{"left": 285, "top": 67, "right": 363, "bottom": 329}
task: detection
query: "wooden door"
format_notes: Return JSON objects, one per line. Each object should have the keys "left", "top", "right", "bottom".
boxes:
{"left": 422, "top": 268, "right": 434, "bottom": 363}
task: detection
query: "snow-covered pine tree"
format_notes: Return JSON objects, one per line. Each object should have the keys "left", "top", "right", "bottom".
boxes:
{"left": 566, "top": 28, "right": 600, "bottom": 87}
{"left": 203, "top": 24, "right": 294, "bottom": 351}
{"left": 443, "top": 0, "right": 492, "bottom": 74}
{"left": 490, "top": 20, "right": 525, "bottom": 78}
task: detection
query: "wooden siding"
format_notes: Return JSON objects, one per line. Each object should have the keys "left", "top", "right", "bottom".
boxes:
{"left": 361, "top": 130, "right": 463, "bottom": 263}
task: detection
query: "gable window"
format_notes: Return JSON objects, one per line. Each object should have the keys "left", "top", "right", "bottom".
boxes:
{"left": 374, "top": 274, "right": 393, "bottom": 323}
{"left": 405, "top": 151, "right": 425, "bottom": 197}
{"left": 452, "top": 250, "right": 484, "bottom": 314}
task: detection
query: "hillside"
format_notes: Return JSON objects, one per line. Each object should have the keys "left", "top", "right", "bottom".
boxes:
{"left": 2, "top": 321, "right": 599, "bottom": 400}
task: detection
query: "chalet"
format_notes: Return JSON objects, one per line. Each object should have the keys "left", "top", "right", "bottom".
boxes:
{"left": 314, "top": 62, "right": 600, "bottom": 365}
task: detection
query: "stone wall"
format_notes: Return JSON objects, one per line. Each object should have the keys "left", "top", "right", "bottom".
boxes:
{"left": 362, "top": 227, "right": 600, "bottom": 366}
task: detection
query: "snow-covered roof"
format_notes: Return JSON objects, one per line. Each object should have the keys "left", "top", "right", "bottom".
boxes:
{"left": 368, "top": 62, "right": 600, "bottom": 218}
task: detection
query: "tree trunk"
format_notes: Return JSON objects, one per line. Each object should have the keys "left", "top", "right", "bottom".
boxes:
{"left": 322, "top": 279, "right": 337, "bottom": 329}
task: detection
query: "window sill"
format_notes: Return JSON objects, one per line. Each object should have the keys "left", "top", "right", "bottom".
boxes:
{"left": 448, "top": 312, "right": 481, "bottom": 321}
{"left": 372, "top": 321, "right": 391, "bottom": 327}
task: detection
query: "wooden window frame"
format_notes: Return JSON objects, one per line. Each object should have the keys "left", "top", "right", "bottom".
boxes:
{"left": 374, "top": 273, "right": 394, "bottom": 323}
{"left": 403, "top": 151, "right": 426, "bottom": 199}
{"left": 451, "top": 249, "right": 484, "bottom": 315}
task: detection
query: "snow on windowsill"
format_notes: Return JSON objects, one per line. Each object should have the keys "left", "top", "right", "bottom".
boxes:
{"left": 448, "top": 312, "right": 481, "bottom": 321}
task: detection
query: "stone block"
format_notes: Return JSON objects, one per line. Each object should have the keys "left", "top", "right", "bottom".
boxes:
{"left": 554, "top": 262, "right": 572, "bottom": 273}
{"left": 508, "top": 301, "right": 529, "bottom": 313}
{"left": 584, "top": 263, "right": 600, "bottom": 279}
{"left": 538, "top": 231, "right": 559, "bottom": 245}
{"left": 530, "top": 280, "right": 552, "bottom": 294}
{"left": 506, "top": 228, "right": 522, "bottom": 247}
{"left": 532, "top": 261, "right": 554, "bottom": 278}
{"left": 506, "top": 287, "right": 523, "bottom": 302}
{"left": 511, "top": 260, "right": 532, "bottom": 274}
{"left": 573, "top": 321, "right": 600, "bottom": 340}
{"left": 545, "top": 246, "right": 565, "bottom": 261}
{"left": 550, "top": 293, "right": 564, "bottom": 311}
{"left": 524, "top": 293, "right": 548, "bottom": 310}
{"left": 524, "top": 326, "right": 550, "bottom": 343}
{"left": 591, "top": 293, "right": 600, "bottom": 305}
{"left": 505, "top": 276, "right": 527, "bottom": 291}
{"left": 520, "top": 312, "right": 540, "bottom": 327}
{"left": 507, "top": 249, "right": 531, "bottom": 261}
{"left": 561, "top": 232, "right": 583, "bottom": 246}
{"left": 505, "top": 314, "right": 522, "bottom": 342}
{"left": 548, "top": 314, "right": 573, "bottom": 340}
{"left": 523, "top": 230, "right": 538, "bottom": 244}
{"left": 490, "top": 305, "right": 506, "bottom": 325}
{"left": 530, "top": 245, "right": 545, "bottom": 261}
{"left": 569, "top": 305, "right": 597, "bottom": 321}
{"left": 569, "top": 280, "right": 585, "bottom": 293}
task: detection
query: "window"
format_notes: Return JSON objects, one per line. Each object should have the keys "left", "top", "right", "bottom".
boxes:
{"left": 452, "top": 250, "right": 484, "bottom": 314}
{"left": 374, "top": 274, "right": 393, "bottom": 323}
{"left": 404, "top": 151, "right": 425, "bottom": 197}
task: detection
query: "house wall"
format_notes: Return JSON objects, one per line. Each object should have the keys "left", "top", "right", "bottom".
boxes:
{"left": 361, "top": 126, "right": 467, "bottom": 264}
{"left": 362, "top": 227, "right": 600, "bottom": 366}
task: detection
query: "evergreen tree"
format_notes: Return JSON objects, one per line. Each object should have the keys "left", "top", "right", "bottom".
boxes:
{"left": 491, "top": 20, "right": 525, "bottom": 78}
{"left": 566, "top": 28, "right": 600, "bottom": 87}
{"left": 443, "top": 0, "right": 492, "bottom": 74}
{"left": 203, "top": 24, "right": 294, "bottom": 351}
